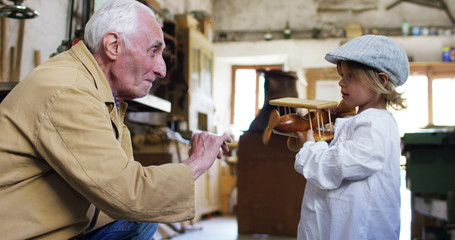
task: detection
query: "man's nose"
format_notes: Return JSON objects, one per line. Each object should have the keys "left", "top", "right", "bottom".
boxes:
{"left": 154, "top": 57, "right": 167, "bottom": 79}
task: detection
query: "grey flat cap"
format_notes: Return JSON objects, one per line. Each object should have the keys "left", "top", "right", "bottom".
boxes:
{"left": 325, "top": 35, "right": 409, "bottom": 86}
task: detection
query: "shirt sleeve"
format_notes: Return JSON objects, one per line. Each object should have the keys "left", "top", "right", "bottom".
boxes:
{"left": 35, "top": 86, "right": 195, "bottom": 223}
{"left": 295, "top": 116, "right": 387, "bottom": 189}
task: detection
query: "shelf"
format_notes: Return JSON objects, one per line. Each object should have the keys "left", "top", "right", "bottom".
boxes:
{"left": 126, "top": 94, "right": 171, "bottom": 112}
{"left": 410, "top": 62, "right": 455, "bottom": 78}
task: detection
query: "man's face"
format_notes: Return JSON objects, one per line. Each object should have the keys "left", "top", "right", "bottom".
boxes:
{"left": 111, "top": 11, "right": 166, "bottom": 100}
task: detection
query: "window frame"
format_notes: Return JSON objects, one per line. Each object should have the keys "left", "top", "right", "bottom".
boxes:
{"left": 409, "top": 62, "right": 455, "bottom": 126}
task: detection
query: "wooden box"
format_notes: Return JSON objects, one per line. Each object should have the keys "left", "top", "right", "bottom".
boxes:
{"left": 237, "top": 132, "right": 307, "bottom": 237}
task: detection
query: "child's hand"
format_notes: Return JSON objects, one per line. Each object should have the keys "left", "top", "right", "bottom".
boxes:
{"left": 325, "top": 100, "right": 356, "bottom": 118}
{"left": 297, "top": 129, "right": 315, "bottom": 146}
{"left": 323, "top": 105, "right": 341, "bottom": 118}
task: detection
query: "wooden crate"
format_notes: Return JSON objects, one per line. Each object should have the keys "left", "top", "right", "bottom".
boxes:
{"left": 237, "top": 132, "right": 307, "bottom": 237}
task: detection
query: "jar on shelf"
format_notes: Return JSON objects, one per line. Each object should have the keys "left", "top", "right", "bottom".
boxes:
{"left": 264, "top": 29, "right": 272, "bottom": 41}
{"left": 283, "top": 21, "right": 292, "bottom": 39}
{"left": 401, "top": 20, "right": 410, "bottom": 36}
{"left": 442, "top": 46, "right": 451, "bottom": 62}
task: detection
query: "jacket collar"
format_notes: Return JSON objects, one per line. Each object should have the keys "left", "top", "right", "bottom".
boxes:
{"left": 68, "top": 41, "right": 128, "bottom": 138}
{"left": 68, "top": 41, "right": 115, "bottom": 108}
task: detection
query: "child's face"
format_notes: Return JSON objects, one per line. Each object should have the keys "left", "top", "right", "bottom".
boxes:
{"left": 338, "top": 61, "right": 384, "bottom": 113}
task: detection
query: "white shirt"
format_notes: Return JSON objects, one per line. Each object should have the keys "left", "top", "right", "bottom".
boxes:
{"left": 295, "top": 108, "right": 401, "bottom": 240}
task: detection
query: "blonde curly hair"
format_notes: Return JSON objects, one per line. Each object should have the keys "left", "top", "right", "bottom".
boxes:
{"left": 337, "top": 61, "right": 407, "bottom": 111}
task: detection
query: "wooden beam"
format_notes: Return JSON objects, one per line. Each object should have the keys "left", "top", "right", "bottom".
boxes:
{"left": 410, "top": 62, "right": 455, "bottom": 78}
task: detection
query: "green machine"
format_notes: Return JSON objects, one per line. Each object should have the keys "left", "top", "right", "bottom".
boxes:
{"left": 403, "top": 129, "right": 455, "bottom": 194}
{"left": 402, "top": 129, "right": 455, "bottom": 239}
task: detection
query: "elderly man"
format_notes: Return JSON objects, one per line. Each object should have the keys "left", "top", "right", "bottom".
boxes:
{"left": 0, "top": 0, "right": 231, "bottom": 239}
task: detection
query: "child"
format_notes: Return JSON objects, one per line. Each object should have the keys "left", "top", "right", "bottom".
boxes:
{"left": 295, "top": 35, "right": 409, "bottom": 240}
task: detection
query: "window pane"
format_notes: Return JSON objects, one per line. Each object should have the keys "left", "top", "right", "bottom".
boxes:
{"left": 258, "top": 75, "right": 265, "bottom": 109}
{"left": 433, "top": 78, "right": 455, "bottom": 126}
{"left": 392, "top": 76, "right": 428, "bottom": 135}
{"left": 232, "top": 69, "right": 257, "bottom": 138}
{"left": 191, "top": 48, "right": 200, "bottom": 89}
{"left": 202, "top": 53, "right": 212, "bottom": 95}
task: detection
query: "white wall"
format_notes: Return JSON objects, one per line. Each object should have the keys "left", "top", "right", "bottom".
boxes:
{"left": 212, "top": 0, "right": 455, "bottom": 34}
{"left": 163, "top": 0, "right": 212, "bottom": 15}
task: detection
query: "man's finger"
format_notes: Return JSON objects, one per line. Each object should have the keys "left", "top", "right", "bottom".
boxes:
{"left": 220, "top": 141, "right": 229, "bottom": 152}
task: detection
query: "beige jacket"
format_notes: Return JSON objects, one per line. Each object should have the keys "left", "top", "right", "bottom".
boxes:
{"left": 0, "top": 42, "right": 195, "bottom": 240}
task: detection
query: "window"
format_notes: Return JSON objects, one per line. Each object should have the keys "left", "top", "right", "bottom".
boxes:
{"left": 230, "top": 65, "right": 282, "bottom": 140}
{"left": 432, "top": 78, "right": 455, "bottom": 126}
{"left": 393, "top": 62, "right": 455, "bottom": 135}
{"left": 392, "top": 76, "right": 429, "bottom": 135}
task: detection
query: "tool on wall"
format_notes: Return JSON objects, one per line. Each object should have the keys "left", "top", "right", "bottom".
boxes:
{"left": 0, "top": 0, "right": 39, "bottom": 19}
{"left": 11, "top": 19, "right": 23, "bottom": 82}
{"left": 1, "top": 17, "right": 6, "bottom": 82}
{"left": 52, "top": 0, "right": 91, "bottom": 57}
{"left": 57, "top": 0, "right": 91, "bottom": 51}
{"left": 8, "top": 46, "right": 14, "bottom": 81}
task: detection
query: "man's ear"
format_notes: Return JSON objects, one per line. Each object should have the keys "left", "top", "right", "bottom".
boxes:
{"left": 103, "top": 32, "right": 121, "bottom": 60}
{"left": 378, "top": 73, "right": 389, "bottom": 87}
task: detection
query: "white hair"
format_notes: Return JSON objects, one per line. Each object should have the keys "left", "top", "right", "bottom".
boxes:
{"left": 84, "top": 0, "right": 156, "bottom": 53}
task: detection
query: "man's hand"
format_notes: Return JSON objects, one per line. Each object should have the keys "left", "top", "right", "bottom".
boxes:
{"left": 182, "top": 132, "right": 232, "bottom": 180}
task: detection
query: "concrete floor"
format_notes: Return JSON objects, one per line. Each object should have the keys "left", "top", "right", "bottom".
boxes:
{"left": 160, "top": 215, "right": 296, "bottom": 240}
{"left": 153, "top": 169, "right": 411, "bottom": 240}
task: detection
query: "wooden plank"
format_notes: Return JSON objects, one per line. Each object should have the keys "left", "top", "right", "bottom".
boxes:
{"left": 14, "top": 20, "right": 25, "bottom": 82}
{"left": 269, "top": 97, "right": 338, "bottom": 109}
{"left": 34, "top": 50, "right": 41, "bottom": 67}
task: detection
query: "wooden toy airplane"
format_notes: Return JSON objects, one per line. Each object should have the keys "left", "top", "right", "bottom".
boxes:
{"left": 262, "top": 97, "right": 356, "bottom": 152}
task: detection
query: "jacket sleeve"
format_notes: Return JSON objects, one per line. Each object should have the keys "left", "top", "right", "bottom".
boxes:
{"left": 34, "top": 86, "right": 195, "bottom": 223}
{"left": 295, "top": 116, "right": 387, "bottom": 189}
